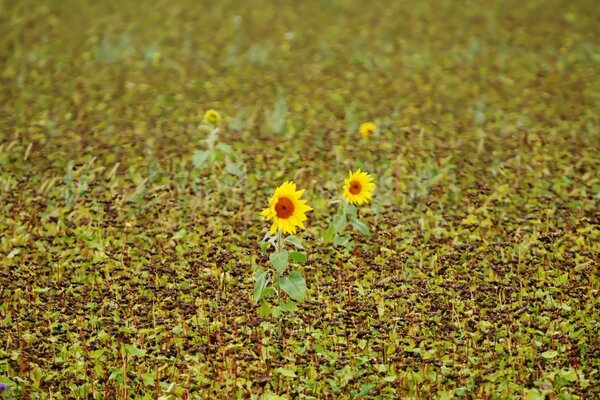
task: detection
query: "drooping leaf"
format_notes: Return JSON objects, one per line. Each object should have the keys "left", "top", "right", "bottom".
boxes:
{"left": 285, "top": 235, "right": 304, "bottom": 249}
{"left": 350, "top": 218, "right": 371, "bottom": 236}
{"left": 253, "top": 269, "right": 269, "bottom": 303}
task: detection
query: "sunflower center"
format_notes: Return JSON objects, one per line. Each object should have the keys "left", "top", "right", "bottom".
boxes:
{"left": 349, "top": 180, "right": 362, "bottom": 195}
{"left": 275, "top": 197, "right": 295, "bottom": 219}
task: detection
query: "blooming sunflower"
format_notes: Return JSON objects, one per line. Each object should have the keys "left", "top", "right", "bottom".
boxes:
{"left": 261, "top": 181, "right": 313, "bottom": 235}
{"left": 344, "top": 169, "right": 376, "bottom": 205}
{"left": 359, "top": 122, "right": 376, "bottom": 138}
{"left": 203, "top": 109, "right": 222, "bottom": 126}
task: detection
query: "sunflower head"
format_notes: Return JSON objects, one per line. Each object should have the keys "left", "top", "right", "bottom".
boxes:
{"left": 359, "top": 122, "right": 376, "bottom": 138}
{"left": 203, "top": 109, "right": 222, "bottom": 126}
{"left": 261, "top": 181, "right": 313, "bottom": 235}
{"left": 344, "top": 169, "right": 376, "bottom": 205}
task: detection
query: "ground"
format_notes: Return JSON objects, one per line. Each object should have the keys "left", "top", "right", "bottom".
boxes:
{"left": 0, "top": 0, "right": 599, "bottom": 399}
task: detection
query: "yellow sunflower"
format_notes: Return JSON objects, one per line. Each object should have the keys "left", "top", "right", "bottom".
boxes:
{"left": 261, "top": 181, "right": 313, "bottom": 235}
{"left": 203, "top": 109, "right": 222, "bottom": 126}
{"left": 344, "top": 169, "right": 376, "bottom": 205}
{"left": 359, "top": 122, "right": 376, "bottom": 138}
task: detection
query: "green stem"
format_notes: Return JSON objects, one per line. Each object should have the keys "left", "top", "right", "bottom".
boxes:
{"left": 276, "top": 229, "right": 283, "bottom": 304}
{"left": 276, "top": 229, "right": 283, "bottom": 334}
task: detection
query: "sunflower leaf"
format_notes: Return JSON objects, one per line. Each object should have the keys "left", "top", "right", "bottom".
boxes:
{"left": 279, "top": 271, "right": 306, "bottom": 302}
{"left": 350, "top": 218, "right": 370, "bottom": 236}
{"left": 260, "top": 241, "right": 270, "bottom": 252}
{"left": 270, "top": 250, "right": 288, "bottom": 274}
{"left": 333, "top": 214, "right": 346, "bottom": 233}
{"left": 216, "top": 142, "right": 233, "bottom": 155}
{"left": 253, "top": 269, "right": 269, "bottom": 303}
{"left": 322, "top": 225, "right": 336, "bottom": 243}
{"left": 345, "top": 204, "right": 358, "bottom": 217}
{"left": 289, "top": 251, "right": 307, "bottom": 264}
{"left": 334, "top": 234, "right": 350, "bottom": 246}
{"left": 225, "top": 162, "right": 244, "bottom": 177}
{"left": 192, "top": 150, "right": 211, "bottom": 168}
{"left": 285, "top": 235, "right": 304, "bottom": 249}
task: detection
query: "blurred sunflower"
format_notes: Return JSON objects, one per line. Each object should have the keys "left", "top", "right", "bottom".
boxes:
{"left": 344, "top": 169, "right": 375, "bottom": 205}
{"left": 359, "top": 122, "right": 376, "bottom": 138}
{"left": 261, "top": 181, "right": 313, "bottom": 234}
{"left": 203, "top": 109, "right": 222, "bottom": 126}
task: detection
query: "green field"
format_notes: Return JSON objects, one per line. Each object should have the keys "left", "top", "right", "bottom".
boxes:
{"left": 1, "top": 0, "right": 599, "bottom": 398}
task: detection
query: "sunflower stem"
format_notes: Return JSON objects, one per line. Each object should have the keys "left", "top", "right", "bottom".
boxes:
{"left": 276, "top": 229, "right": 283, "bottom": 304}
{"left": 276, "top": 229, "right": 284, "bottom": 334}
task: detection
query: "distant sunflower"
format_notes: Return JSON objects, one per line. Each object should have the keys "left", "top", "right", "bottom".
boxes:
{"left": 203, "top": 109, "right": 222, "bottom": 126}
{"left": 359, "top": 122, "right": 376, "bottom": 138}
{"left": 261, "top": 181, "right": 313, "bottom": 235}
{"left": 344, "top": 169, "right": 375, "bottom": 205}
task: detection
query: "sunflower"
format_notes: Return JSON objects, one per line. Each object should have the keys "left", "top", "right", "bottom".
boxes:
{"left": 203, "top": 109, "right": 222, "bottom": 126}
{"left": 261, "top": 181, "right": 313, "bottom": 235}
{"left": 344, "top": 169, "right": 376, "bottom": 205}
{"left": 359, "top": 122, "right": 376, "bottom": 138}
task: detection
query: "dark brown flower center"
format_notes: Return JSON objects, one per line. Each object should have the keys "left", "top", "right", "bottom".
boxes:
{"left": 349, "top": 180, "right": 362, "bottom": 195}
{"left": 275, "top": 197, "right": 294, "bottom": 219}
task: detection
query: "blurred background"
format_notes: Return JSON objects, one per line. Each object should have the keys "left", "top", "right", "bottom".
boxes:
{"left": 1, "top": 0, "right": 599, "bottom": 171}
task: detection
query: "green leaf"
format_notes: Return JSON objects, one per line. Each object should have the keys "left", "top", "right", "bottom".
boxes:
{"left": 314, "top": 344, "right": 325, "bottom": 354}
{"left": 192, "top": 150, "right": 211, "bottom": 168}
{"left": 557, "top": 368, "right": 578, "bottom": 383}
{"left": 332, "top": 214, "right": 346, "bottom": 233}
{"left": 279, "top": 301, "right": 297, "bottom": 313}
{"left": 253, "top": 269, "right": 269, "bottom": 304}
{"left": 334, "top": 234, "right": 350, "bottom": 246}
{"left": 270, "top": 250, "right": 288, "bottom": 274}
{"left": 358, "top": 384, "right": 374, "bottom": 397}
{"left": 323, "top": 225, "right": 336, "bottom": 243}
{"left": 124, "top": 344, "right": 146, "bottom": 356}
{"left": 345, "top": 239, "right": 356, "bottom": 250}
{"left": 541, "top": 350, "right": 558, "bottom": 359}
{"left": 279, "top": 271, "right": 307, "bottom": 301}
{"left": 264, "top": 392, "right": 287, "bottom": 400}
{"left": 289, "top": 251, "right": 307, "bottom": 264}
{"left": 524, "top": 389, "right": 545, "bottom": 400}
{"left": 225, "top": 162, "right": 244, "bottom": 177}
{"left": 275, "top": 367, "right": 297, "bottom": 378}
{"left": 345, "top": 204, "right": 358, "bottom": 217}
{"left": 90, "top": 349, "right": 105, "bottom": 359}
{"left": 214, "top": 150, "right": 225, "bottom": 161}
{"left": 141, "top": 373, "right": 156, "bottom": 386}
{"left": 109, "top": 369, "right": 124, "bottom": 384}
{"left": 285, "top": 235, "right": 304, "bottom": 249}
{"left": 258, "top": 300, "right": 272, "bottom": 318}
{"left": 216, "top": 142, "right": 233, "bottom": 154}
{"left": 350, "top": 218, "right": 370, "bottom": 236}
{"left": 260, "top": 241, "right": 270, "bottom": 252}
{"left": 171, "top": 326, "right": 183, "bottom": 334}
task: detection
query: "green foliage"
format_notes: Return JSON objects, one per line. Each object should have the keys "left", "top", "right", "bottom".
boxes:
{"left": 1, "top": 0, "right": 599, "bottom": 398}
{"left": 325, "top": 202, "right": 369, "bottom": 250}
{"left": 256, "top": 232, "right": 308, "bottom": 314}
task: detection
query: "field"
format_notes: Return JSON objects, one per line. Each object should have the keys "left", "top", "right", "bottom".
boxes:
{"left": 1, "top": 0, "right": 599, "bottom": 398}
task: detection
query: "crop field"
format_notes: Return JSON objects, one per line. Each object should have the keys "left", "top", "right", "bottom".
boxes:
{"left": 1, "top": 0, "right": 599, "bottom": 398}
